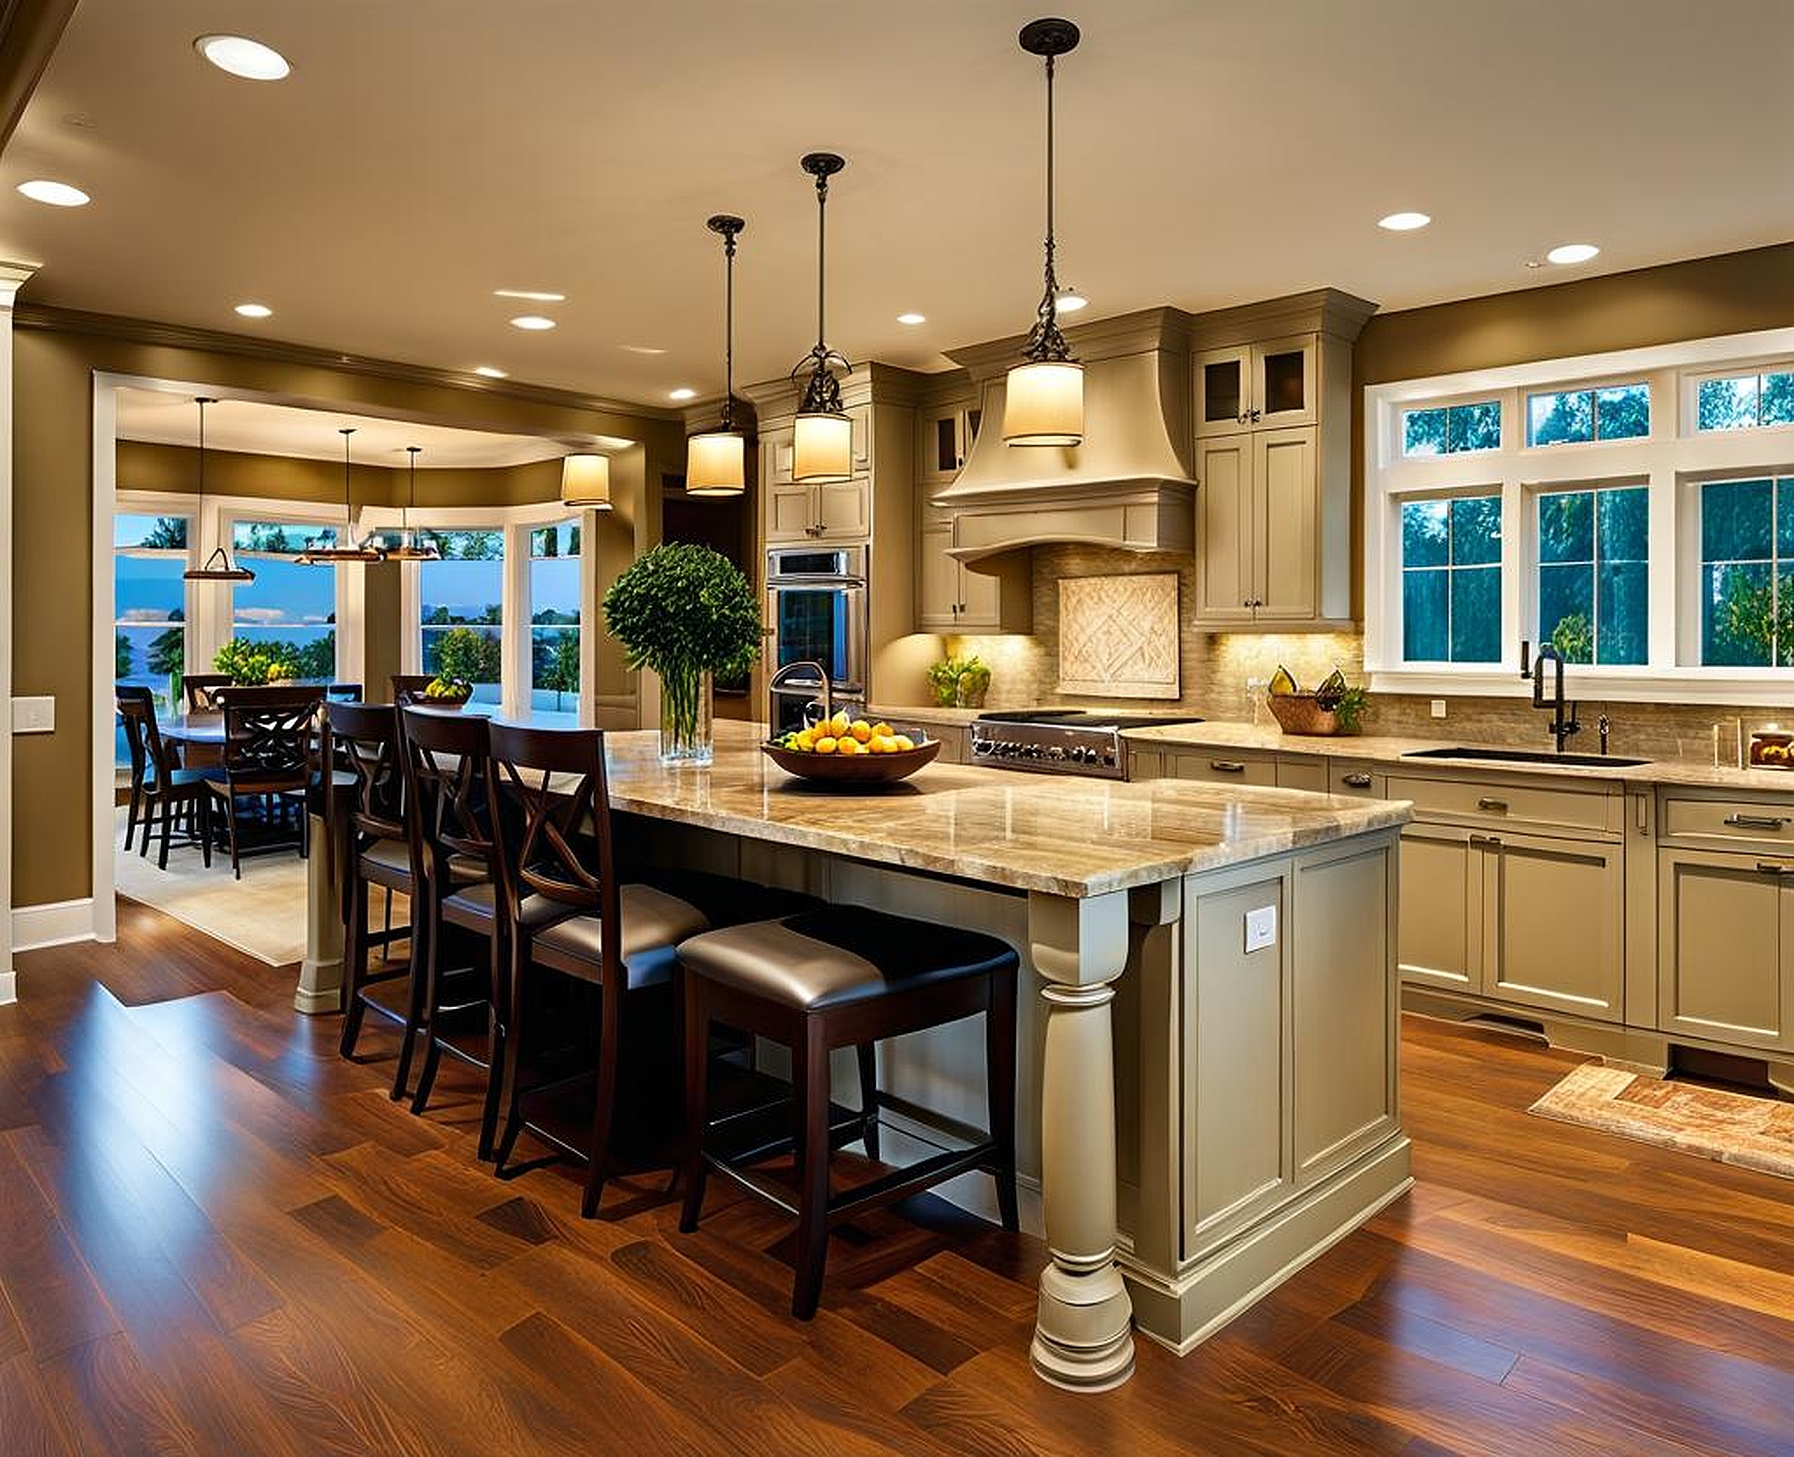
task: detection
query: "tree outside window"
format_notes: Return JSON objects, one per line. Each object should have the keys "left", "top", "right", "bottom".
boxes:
{"left": 1400, "top": 494, "right": 1502, "bottom": 663}
{"left": 1537, "top": 486, "right": 1647, "bottom": 665}
{"left": 1701, "top": 477, "right": 1794, "bottom": 665}
{"left": 420, "top": 529, "right": 505, "bottom": 703}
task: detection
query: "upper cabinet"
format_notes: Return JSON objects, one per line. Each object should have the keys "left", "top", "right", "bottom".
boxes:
{"left": 1195, "top": 335, "right": 1318, "bottom": 437}
{"left": 917, "top": 401, "right": 982, "bottom": 493}
{"left": 760, "top": 403, "right": 875, "bottom": 542}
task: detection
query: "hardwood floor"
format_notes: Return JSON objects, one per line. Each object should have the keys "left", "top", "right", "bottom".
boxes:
{"left": 2, "top": 899, "right": 1792, "bottom": 1455}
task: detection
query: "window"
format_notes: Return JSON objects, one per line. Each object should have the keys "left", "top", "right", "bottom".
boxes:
{"left": 1536, "top": 486, "right": 1647, "bottom": 664}
{"left": 115, "top": 512, "right": 189, "bottom": 763}
{"left": 1401, "top": 401, "right": 1501, "bottom": 456}
{"left": 1696, "top": 370, "right": 1794, "bottom": 432}
{"left": 1400, "top": 494, "right": 1502, "bottom": 663}
{"left": 1699, "top": 477, "right": 1794, "bottom": 666}
{"left": 230, "top": 520, "right": 338, "bottom": 680}
{"left": 528, "top": 520, "right": 581, "bottom": 716}
{"left": 419, "top": 529, "right": 504, "bottom": 703}
{"left": 1526, "top": 383, "right": 1650, "bottom": 446}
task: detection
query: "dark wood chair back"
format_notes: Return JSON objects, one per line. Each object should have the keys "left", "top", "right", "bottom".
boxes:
{"left": 116, "top": 686, "right": 172, "bottom": 782}
{"left": 184, "top": 674, "right": 232, "bottom": 711}
{"left": 390, "top": 674, "right": 435, "bottom": 706}
{"left": 399, "top": 707, "right": 497, "bottom": 887}
{"left": 220, "top": 694, "right": 317, "bottom": 789}
{"left": 487, "top": 724, "right": 620, "bottom": 971}
{"left": 213, "top": 684, "right": 326, "bottom": 710}
{"left": 326, "top": 701, "right": 406, "bottom": 844}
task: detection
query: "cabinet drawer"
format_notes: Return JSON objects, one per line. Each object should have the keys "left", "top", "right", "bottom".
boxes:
{"left": 1274, "top": 756, "right": 1329, "bottom": 794}
{"left": 1661, "top": 795, "right": 1794, "bottom": 851}
{"left": 1169, "top": 750, "right": 1278, "bottom": 787}
{"left": 1328, "top": 760, "right": 1382, "bottom": 798}
{"left": 1385, "top": 774, "right": 1621, "bottom": 835}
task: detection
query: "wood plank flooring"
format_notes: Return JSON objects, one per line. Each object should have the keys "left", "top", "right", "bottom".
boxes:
{"left": 2, "top": 898, "right": 1791, "bottom": 1455}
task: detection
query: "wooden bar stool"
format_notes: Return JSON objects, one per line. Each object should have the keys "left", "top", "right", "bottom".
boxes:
{"left": 676, "top": 905, "right": 1020, "bottom": 1319}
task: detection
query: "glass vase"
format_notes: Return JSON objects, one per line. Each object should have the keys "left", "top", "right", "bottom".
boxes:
{"left": 659, "top": 667, "right": 714, "bottom": 766}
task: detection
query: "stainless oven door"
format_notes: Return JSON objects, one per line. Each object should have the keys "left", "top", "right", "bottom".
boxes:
{"left": 768, "top": 579, "right": 866, "bottom": 691}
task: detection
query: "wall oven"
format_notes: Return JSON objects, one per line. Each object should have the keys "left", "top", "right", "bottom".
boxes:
{"left": 766, "top": 544, "right": 868, "bottom": 730}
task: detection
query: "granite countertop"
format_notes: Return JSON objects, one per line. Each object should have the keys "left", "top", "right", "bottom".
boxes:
{"left": 603, "top": 722, "right": 1410, "bottom": 899}
{"left": 1121, "top": 720, "right": 1794, "bottom": 793}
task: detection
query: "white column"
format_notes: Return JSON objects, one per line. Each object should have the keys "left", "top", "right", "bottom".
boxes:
{"left": 0, "top": 262, "right": 37, "bottom": 1001}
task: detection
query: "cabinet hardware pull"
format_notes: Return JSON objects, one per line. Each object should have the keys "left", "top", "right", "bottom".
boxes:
{"left": 1210, "top": 760, "right": 1247, "bottom": 774}
{"left": 1757, "top": 861, "right": 1794, "bottom": 875}
{"left": 1468, "top": 834, "right": 1501, "bottom": 847}
{"left": 1636, "top": 795, "right": 1650, "bottom": 834}
{"left": 1238, "top": 411, "right": 1251, "bottom": 424}
{"left": 1726, "top": 814, "right": 1789, "bottom": 830}
{"left": 1477, "top": 797, "right": 1509, "bottom": 812}
{"left": 1342, "top": 772, "right": 1373, "bottom": 788}
{"left": 1250, "top": 407, "right": 1263, "bottom": 422}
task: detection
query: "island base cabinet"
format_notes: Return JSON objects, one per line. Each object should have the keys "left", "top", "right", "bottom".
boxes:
{"left": 1657, "top": 848, "right": 1794, "bottom": 1054}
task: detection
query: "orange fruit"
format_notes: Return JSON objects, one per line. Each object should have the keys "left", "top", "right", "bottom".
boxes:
{"left": 850, "top": 719, "right": 873, "bottom": 743}
{"left": 872, "top": 722, "right": 894, "bottom": 739}
{"left": 869, "top": 735, "right": 895, "bottom": 754}
{"left": 836, "top": 736, "right": 862, "bottom": 755}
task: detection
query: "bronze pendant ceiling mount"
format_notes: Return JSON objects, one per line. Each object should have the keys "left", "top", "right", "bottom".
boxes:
{"left": 383, "top": 444, "right": 441, "bottom": 560}
{"left": 298, "top": 427, "right": 386, "bottom": 564}
{"left": 790, "top": 151, "right": 855, "bottom": 484}
{"left": 182, "top": 396, "right": 256, "bottom": 582}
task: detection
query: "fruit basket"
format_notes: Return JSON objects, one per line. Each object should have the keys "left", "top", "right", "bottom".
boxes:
{"left": 1266, "top": 692, "right": 1344, "bottom": 736}
{"left": 763, "top": 715, "right": 940, "bottom": 784}
{"left": 1749, "top": 730, "right": 1794, "bottom": 770}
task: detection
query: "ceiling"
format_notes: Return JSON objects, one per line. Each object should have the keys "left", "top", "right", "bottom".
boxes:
{"left": 113, "top": 386, "right": 577, "bottom": 467}
{"left": 2, "top": 0, "right": 1790, "bottom": 409}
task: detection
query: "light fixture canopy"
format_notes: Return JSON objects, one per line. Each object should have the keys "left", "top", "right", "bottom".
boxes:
{"left": 383, "top": 445, "right": 441, "bottom": 560}
{"left": 790, "top": 152, "right": 855, "bottom": 484}
{"left": 1005, "top": 18, "right": 1085, "bottom": 448}
{"left": 561, "top": 452, "right": 612, "bottom": 511}
{"left": 183, "top": 397, "right": 255, "bottom": 582}
{"left": 686, "top": 213, "right": 748, "bottom": 498}
{"left": 298, "top": 428, "right": 386, "bottom": 563}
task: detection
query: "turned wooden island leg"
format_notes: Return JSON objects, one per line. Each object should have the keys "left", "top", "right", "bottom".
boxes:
{"left": 294, "top": 811, "right": 346, "bottom": 1015}
{"left": 1028, "top": 888, "right": 1137, "bottom": 1392}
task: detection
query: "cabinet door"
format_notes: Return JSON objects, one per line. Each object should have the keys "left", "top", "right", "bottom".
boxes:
{"left": 956, "top": 555, "right": 1003, "bottom": 628}
{"left": 765, "top": 431, "right": 795, "bottom": 486}
{"left": 1658, "top": 848, "right": 1794, "bottom": 1053}
{"left": 918, "top": 406, "right": 973, "bottom": 487}
{"left": 1398, "top": 825, "right": 1480, "bottom": 993}
{"left": 1485, "top": 831, "right": 1624, "bottom": 1022}
{"left": 917, "top": 520, "right": 960, "bottom": 630}
{"left": 766, "top": 482, "right": 814, "bottom": 543}
{"left": 1195, "top": 434, "right": 1256, "bottom": 622}
{"left": 850, "top": 404, "right": 872, "bottom": 473}
{"left": 1253, "top": 426, "right": 1318, "bottom": 622}
{"left": 1194, "top": 346, "right": 1251, "bottom": 438}
{"left": 1252, "top": 334, "right": 1317, "bottom": 430}
{"left": 815, "top": 477, "right": 870, "bottom": 539}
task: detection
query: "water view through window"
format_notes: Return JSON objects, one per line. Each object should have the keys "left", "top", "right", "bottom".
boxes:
{"left": 420, "top": 529, "right": 504, "bottom": 704}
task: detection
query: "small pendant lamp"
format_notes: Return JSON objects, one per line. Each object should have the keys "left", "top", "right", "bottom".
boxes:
{"left": 790, "top": 151, "right": 854, "bottom": 484}
{"left": 383, "top": 445, "right": 441, "bottom": 560}
{"left": 1004, "top": 18, "right": 1085, "bottom": 447}
{"left": 685, "top": 213, "right": 747, "bottom": 497}
{"left": 183, "top": 396, "right": 255, "bottom": 582}
{"left": 298, "top": 428, "right": 386, "bottom": 563}
{"left": 560, "top": 452, "right": 612, "bottom": 510}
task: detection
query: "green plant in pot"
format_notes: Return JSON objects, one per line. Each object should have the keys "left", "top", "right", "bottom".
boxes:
{"left": 603, "top": 543, "right": 761, "bottom": 765}
{"left": 925, "top": 653, "right": 991, "bottom": 709}
{"left": 214, "top": 637, "right": 303, "bottom": 686}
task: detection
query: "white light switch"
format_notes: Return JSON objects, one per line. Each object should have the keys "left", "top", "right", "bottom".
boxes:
{"left": 1244, "top": 904, "right": 1277, "bottom": 954}
{"left": 1430, "top": 699, "right": 1448, "bottom": 719}
{"left": 12, "top": 696, "right": 54, "bottom": 734}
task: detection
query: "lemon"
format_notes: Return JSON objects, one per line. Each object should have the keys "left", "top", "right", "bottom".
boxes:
{"left": 893, "top": 734, "right": 915, "bottom": 752}
{"left": 850, "top": 719, "right": 873, "bottom": 743}
{"left": 872, "top": 721, "right": 893, "bottom": 739}
{"left": 814, "top": 736, "right": 838, "bottom": 754}
{"left": 831, "top": 712, "right": 851, "bottom": 734}
{"left": 836, "top": 736, "right": 862, "bottom": 756}
{"left": 869, "top": 735, "right": 895, "bottom": 754}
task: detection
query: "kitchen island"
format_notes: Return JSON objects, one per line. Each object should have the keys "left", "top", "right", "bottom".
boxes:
{"left": 301, "top": 721, "right": 1413, "bottom": 1391}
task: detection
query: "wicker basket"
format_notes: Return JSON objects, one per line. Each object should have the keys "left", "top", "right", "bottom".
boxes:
{"left": 1266, "top": 692, "right": 1348, "bottom": 736}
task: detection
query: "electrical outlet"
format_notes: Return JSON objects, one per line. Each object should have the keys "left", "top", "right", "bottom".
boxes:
{"left": 1430, "top": 699, "right": 1447, "bottom": 719}
{"left": 1244, "top": 904, "right": 1277, "bottom": 954}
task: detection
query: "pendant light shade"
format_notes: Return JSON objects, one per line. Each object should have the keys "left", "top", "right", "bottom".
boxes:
{"left": 561, "top": 452, "right": 612, "bottom": 510}
{"left": 790, "top": 152, "right": 854, "bottom": 485}
{"left": 686, "top": 213, "right": 748, "bottom": 498}
{"left": 384, "top": 445, "right": 441, "bottom": 560}
{"left": 1004, "top": 18, "right": 1085, "bottom": 447}
{"left": 183, "top": 396, "right": 255, "bottom": 582}
{"left": 298, "top": 428, "right": 386, "bottom": 563}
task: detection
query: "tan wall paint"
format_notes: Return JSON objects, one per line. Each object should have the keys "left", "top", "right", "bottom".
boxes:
{"left": 14, "top": 319, "right": 677, "bottom": 908}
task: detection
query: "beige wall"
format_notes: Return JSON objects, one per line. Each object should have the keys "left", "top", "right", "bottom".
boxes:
{"left": 14, "top": 318, "right": 677, "bottom": 908}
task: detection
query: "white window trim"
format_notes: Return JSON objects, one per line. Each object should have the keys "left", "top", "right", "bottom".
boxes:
{"left": 1365, "top": 325, "right": 1794, "bottom": 705}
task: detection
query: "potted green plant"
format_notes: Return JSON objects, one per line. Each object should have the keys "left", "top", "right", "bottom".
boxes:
{"left": 214, "top": 637, "right": 303, "bottom": 686}
{"left": 603, "top": 543, "right": 761, "bottom": 765}
{"left": 925, "top": 652, "right": 991, "bottom": 709}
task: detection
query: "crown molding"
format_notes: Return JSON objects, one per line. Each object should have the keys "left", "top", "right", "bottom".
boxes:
{"left": 12, "top": 302, "right": 684, "bottom": 423}
{"left": 0, "top": 259, "right": 37, "bottom": 310}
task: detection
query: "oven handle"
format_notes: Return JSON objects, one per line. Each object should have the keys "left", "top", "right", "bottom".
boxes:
{"left": 765, "top": 573, "right": 868, "bottom": 588}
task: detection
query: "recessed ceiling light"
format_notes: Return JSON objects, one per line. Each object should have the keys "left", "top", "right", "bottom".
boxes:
{"left": 234, "top": 302, "right": 272, "bottom": 319}
{"left": 509, "top": 315, "right": 556, "bottom": 331}
{"left": 473, "top": 365, "right": 508, "bottom": 379}
{"left": 16, "top": 178, "right": 89, "bottom": 207}
{"left": 1378, "top": 211, "right": 1431, "bottom": 232}
{"left": 1054, "top": 289, "right": 1088, "bottom": 314}
{"left": 493, "top": 288, "right": 566, "bottom": 303}
{"left": 896, "top": 312, "right": 927, "bottom": 326}
{"left": 621, "top": 344, "right": 667, "bottom": 355}
{"left": 669, "top": 387, "right": 698, "bottom": 401}
{"left": 1546, "top": 242, "right": 1600, "bottom": 266}
{"left": 195, "top": 34, "right": 291, "bottom": 81}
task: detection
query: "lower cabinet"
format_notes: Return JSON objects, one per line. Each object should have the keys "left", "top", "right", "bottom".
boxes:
{"left": 1397, "top": 824, "right": 1479, "bottom": 993}
{"left": 1657, "top": 847, "right": 1794, "bottom": 1054}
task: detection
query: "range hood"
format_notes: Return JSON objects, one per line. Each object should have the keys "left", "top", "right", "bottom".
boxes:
{"left": 933, "top": 308, "right": 1197, "bottom": 565}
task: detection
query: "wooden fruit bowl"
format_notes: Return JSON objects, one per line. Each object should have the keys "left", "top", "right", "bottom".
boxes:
{"left": 762, "top": 737, "right": 941, "bottom": 784}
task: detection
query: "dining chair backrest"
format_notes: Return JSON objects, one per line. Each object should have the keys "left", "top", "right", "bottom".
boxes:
{"left": 486, "top": 725, "right": 620, "bottom": 970}
{"left": 116, "top": 686, "right": 171, "bottom": 783}
{"left": 327, "top": 682, "right": 364, "bottom": 702}
{"left": 184, "top": 674, "right": 232, "bottom": 711}
{"left": 213, "top": 684, "right": 326, "bottom": 710}
{"left": 399, "top": 707, "right": 498, "bottom": 887}
{"left": 221, "top": 694, "right": 318, "bottom": 786}
{"left": 326, "top": 701, "right": 406, "bottom": 844}
{"left": 391, "top": 674, "right": 435, "bottom": 706}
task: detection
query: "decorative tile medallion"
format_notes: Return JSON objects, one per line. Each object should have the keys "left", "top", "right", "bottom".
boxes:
{"left": 1057, "top": 572, "right": 1181, "bottom": 699}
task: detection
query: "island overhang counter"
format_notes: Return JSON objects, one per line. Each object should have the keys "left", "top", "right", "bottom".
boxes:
{"left": 300, "top": 721, "right": 1413, "bottom": 1392}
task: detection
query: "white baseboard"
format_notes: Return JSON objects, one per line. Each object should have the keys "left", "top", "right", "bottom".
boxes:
{"left": 13, "top": 897, "right": 97, "bottom": 952}
{"left": 0, "top": 970, "right": 14, "bottom": 1005}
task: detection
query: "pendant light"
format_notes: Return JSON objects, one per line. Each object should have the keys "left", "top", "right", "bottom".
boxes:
{"left": 298, "top": 427, "right": 386, "bottom": 563}
{"left": 560, "top": 452, "right": 612, "bottom": 510}
{"left": 1004, "top": 18, "right": 1084, "bottom": 447}
{"left": 790, "top": 151, "right": 854, "bottom": 484}
{"left": 685, "top": 213, "right": 747, "bottom": 497}
{"left": 183, "top": 396, "right": 255, "bottom": 582}
{"left": 383, "top": 445, "right": 441, "bottom": 560}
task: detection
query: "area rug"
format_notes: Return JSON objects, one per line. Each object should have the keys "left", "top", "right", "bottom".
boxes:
{"left": 1529, "top": 1062, "right": 1794, "bottom": 1181}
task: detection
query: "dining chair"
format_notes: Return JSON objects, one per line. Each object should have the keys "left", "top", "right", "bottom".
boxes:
{"left": 206, "top": 687, "right": 321, "bottom": 878}
{"left": 390, "top": 674, "right": 435, "bottom": 706}
{"left": 183, "top": 674, "right": 232, "bottom": 712}
{"left": 116, "top": 687, "right": 218, "bottom": 870}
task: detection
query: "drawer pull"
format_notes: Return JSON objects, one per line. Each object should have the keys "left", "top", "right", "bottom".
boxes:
{"left": 1341, "top": 772, "right": 1373, "bottom": 788}
{"left": 1757, "top": 861, "right": 1794, "bottom": 875}
{"left": 1477, "top": 797, "right": 1509, "bottom": 813}
{"left": 1727, "top": 814, "right": 1789, "bottom": 830}
{"left": 1210, "top": 760, "right": 1247, "bottom": 774}
{"left": 1469, "top": 834, "right": 1502, "bottom": 847}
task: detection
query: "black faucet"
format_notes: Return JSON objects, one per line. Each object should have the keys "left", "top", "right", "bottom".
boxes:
{"left": 1527, "top": 642, "right": 1581, "bottom": 753}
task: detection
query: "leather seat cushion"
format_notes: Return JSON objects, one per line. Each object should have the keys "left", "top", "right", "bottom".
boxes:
{"left": 359, "top": 837, "right": 412, "bottom": 879}
{"left": 678, "top": 905, "right": 1018, "bottom": 1011}
{"left": 443, "top": 881, "right": 565, "bottom": 932}
{"left": 637, "top": 867, "right": 822, "bottom": 929}
{"left": 531, "top": 884, "right": 711, "bottom": 990}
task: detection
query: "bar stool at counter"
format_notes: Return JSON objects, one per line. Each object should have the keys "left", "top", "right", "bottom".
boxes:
{"left": 677, "top": 906, "right": 1020, "bottom": 1319}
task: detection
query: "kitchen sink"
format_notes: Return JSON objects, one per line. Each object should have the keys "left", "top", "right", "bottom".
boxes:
{"left": 1401, "top": 746, "right": 1649, "bottom": 768}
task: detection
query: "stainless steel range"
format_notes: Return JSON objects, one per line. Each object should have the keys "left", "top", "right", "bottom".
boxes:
{"left": 970, "top": 709, "right": 1205, "bottom": 779}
